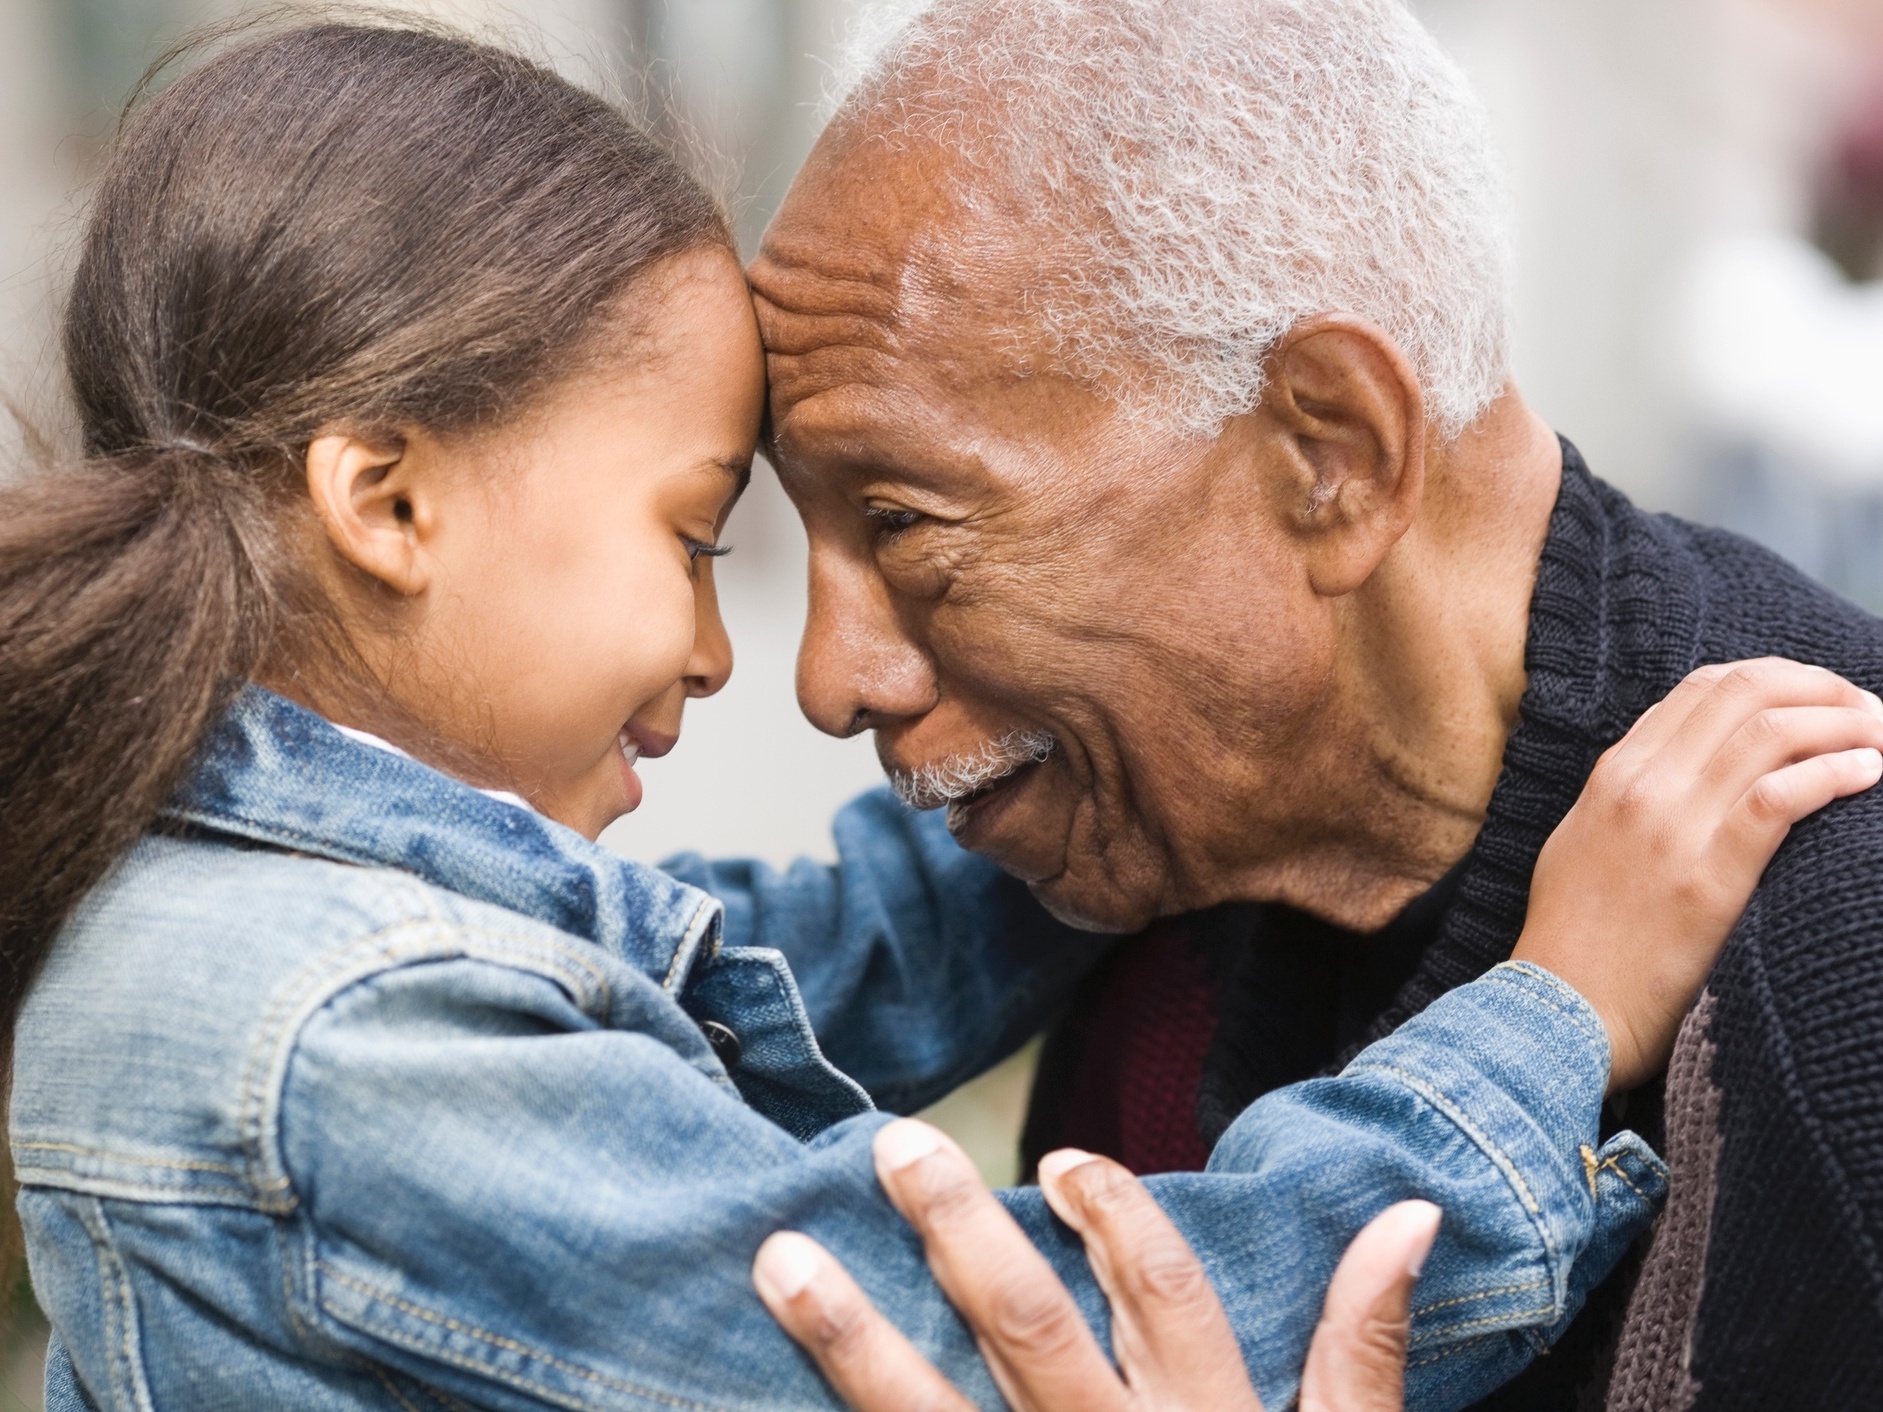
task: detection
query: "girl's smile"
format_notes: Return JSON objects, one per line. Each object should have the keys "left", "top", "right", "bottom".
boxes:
{"left": 618, "top": 719, "right": 681, "bottom": 813}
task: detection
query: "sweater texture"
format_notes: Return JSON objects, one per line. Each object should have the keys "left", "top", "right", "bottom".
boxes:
{"left": 1022, "top": 441, "right": 1883, "bottom": 1408}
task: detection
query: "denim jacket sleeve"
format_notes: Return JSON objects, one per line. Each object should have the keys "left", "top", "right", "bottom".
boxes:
{"left": 660, "top": 788, "right": 1102, "bottom": 1114}
{"left": 278, "top": 940, "right": 1663, "bottom": 1412}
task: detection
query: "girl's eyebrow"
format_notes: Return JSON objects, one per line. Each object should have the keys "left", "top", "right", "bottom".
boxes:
{"left": 712, "top": 456, "right": 754, "bottom": 497}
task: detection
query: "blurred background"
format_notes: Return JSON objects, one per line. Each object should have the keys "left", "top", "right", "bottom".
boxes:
{"left": 2, "top": 0, "right": 1881, "bottom": 1404}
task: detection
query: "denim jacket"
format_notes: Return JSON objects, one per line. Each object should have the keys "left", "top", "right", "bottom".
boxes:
{"left": 12, "top": 689, "right": 1667, "bottom": 1412}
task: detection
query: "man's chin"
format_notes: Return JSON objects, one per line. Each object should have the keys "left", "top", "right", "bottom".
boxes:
{"left": 938, "top": 759, "right": 1165, "bottom": 931}
{"left": 943, "top": 758, "right": 1067, "bottom": 878}
{"left": 1027, "top": 879, "right": 1139, "bottom": 935}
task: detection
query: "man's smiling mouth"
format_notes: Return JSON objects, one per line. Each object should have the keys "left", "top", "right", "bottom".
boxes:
{"left": 885, "top": 728, "right": 1057, "bottom": 828}
{"left": 939, "top": 755, "right": 1052, "bottom": 837}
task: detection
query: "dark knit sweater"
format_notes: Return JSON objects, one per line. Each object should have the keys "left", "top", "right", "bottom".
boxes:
{"left": 1022, "top": 441, "right": 1883, "bottom": 1409}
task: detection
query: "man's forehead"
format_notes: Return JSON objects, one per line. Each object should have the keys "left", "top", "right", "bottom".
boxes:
{"left": 756, "top": 120, "right": 1101, "bottom": 467}
{"left": 759, "top": 123, "right": 972, "bottom": 284}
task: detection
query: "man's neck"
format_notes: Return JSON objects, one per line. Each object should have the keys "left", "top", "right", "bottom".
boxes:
{"left": 1258, "top": 392, "right": 1564, "bottom": 931}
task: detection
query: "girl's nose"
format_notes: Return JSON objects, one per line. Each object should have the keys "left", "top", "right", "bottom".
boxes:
{"left": 685, "top": 576, "right": 734, "bottom": 699}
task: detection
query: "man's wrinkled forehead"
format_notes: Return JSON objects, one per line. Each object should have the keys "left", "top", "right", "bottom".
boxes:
{"left": 752, "top": 127, "right": 1041, "bottom": 417}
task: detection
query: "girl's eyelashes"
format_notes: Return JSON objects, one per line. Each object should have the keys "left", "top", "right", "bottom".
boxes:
{"left": 682, "top": 536, "right": 733, "bottom": 563}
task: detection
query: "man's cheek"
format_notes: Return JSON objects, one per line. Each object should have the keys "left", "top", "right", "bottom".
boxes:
{"left": 930, "top": 610, "right": 1078, "bottom": 699}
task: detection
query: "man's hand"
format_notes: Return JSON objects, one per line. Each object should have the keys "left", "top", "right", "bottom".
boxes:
{"left": 754, "top": 1118, "right": 1440, "bottom": 1410}
{"left": 1513, "top": 657, "right": 1883, "bottom": 1092}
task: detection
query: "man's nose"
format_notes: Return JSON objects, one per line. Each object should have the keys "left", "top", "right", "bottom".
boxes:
{"left": 796, "top": 548, "right": 937, "bottom": 737}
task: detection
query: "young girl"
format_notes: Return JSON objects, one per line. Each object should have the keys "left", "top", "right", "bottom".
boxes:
{"left": 2, "top": 22, "right": 1878, "bottom": 1412}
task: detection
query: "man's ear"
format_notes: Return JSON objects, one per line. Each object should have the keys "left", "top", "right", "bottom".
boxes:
{"left": 1259, "top": 316, "right": 1427, "bottom": 597}
{"left": 303, "top": 431, "right": 432, "bottom": 596}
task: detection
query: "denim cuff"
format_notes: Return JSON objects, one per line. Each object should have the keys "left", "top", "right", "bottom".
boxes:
{"left": 1347, "top": 961, "right": 1668, "bottom": 1358}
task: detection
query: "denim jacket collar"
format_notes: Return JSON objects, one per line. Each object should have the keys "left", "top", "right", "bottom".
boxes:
{"left": 162, "top": 687, "right": 722, "bottom": 992}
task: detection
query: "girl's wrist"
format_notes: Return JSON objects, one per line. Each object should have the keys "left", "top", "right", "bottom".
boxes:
{"left": 1507, "top": 929, "right": 1640, "bottom": 1095}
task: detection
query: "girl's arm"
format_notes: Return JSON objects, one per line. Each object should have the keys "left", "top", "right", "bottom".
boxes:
{"left": 270, "top": 935, "right": 1620, "bottom": 1411}
{"left": 660, "top": 791, "right": 1101, "bottom": 1114}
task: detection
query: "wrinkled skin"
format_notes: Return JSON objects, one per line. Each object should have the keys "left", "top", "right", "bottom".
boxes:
{"left": 751, "top": 126, "right": 1563, "bottom": 934}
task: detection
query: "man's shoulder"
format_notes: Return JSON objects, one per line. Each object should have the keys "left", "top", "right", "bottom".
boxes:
{"left": 1753, "top": 780, "right": 1883, "bottom": 946}
{"left": 1663, "top": 512, "right": 1883, "bottom": 680}
{"left": 1685, "top": 781, "right": 1883, "bottom": 1395}
{"left": 1712, "top": 778, "right": 1883, "bottom": 1194}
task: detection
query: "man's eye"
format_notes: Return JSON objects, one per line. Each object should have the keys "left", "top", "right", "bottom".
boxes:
{"left": 865, "top": 507, "right": 923, "bottom": 537}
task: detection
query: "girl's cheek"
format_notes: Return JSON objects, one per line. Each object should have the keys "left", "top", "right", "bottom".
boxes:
{"left": 617, "top": 566, "right": 703, "bottom": 700}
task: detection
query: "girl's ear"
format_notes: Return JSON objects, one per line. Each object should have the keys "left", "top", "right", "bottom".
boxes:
{"left": 304, "top": 432, "right": 433, "bottom": 595}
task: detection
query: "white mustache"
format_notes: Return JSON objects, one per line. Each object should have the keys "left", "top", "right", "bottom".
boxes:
{"left": 887, "top": 729, "right": 1056, "bottom": 812}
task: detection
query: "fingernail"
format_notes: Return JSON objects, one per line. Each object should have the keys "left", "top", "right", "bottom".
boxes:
{"left": 1036, "top": 1149, "right": 1099, "bottom": 1184}
{"left": 754, "top": 1232, "right": 822, "bottom": 1300}
{"left": 1865, "top": 691, "right": 1883, "bottom": 717}
{"left": 1402, "top": 1201, "right": 1443, "bottom": 1279}
{"left": 874, "top": 1119, "right": 941, "bottom": 1172}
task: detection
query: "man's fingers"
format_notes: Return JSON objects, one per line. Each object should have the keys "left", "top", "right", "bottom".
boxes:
{"left": 1035, "top": 1150, "right": 1263, "bottom": 1410}
{"left": 873, "top": 1119, "right": 1126, "bottom": 1412}
{"left": 1299, "top": 1200, "right": 1442, "bottom": 1412}
{"left": 754, "top": 1231, "right": 976, "bottom": 1412}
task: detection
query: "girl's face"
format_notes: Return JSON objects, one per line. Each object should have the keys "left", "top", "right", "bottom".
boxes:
{"left": 304, "top": 248, "right": 763, "bottom": 838}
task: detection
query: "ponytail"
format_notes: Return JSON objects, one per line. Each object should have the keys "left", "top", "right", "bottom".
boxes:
{"left": 0, "top": 446, "right": 273, "bottom": 1054}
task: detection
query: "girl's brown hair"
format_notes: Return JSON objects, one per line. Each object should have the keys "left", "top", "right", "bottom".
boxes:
{"left": 0, "top": 22, "right": 731, "bottom": 1060}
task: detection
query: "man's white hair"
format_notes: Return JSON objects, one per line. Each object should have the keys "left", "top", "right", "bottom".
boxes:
{"left": 824, "top": 0, "right": 1514, "bottom": 439}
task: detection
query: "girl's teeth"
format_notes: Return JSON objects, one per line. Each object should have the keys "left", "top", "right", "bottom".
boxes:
{"left": 618, "top": 732, "right": 641, "bottom": 765}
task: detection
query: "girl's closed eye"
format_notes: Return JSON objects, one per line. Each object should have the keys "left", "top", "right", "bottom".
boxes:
{"left": 684, "top": 536, "right": 733, "bottom": 563}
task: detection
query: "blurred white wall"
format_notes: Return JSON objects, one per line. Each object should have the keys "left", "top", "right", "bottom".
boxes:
{"left": 1415, "top": 0, "right": 1871, "bottom": 509}
{"left": 0, "top": 0, "right": 70, "bottom": 452}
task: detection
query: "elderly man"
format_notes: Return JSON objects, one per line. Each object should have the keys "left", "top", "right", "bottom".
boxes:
{"left": 749, "top": 0, "right": 1883, "bottom": 1407}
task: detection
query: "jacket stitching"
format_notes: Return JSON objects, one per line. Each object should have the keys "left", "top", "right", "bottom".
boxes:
{"left": 662, "top": 898, "right": 721, "bottom": 993}
{"left": 1345, "top": 1061, "right": 1551, "bottom": 1223}
{"left": 1343, "top": 1059, "right": 1566, "bottom": 1305}
{"left": 1481, "top": 966, "right": 1608, "bottom": 1052}
{"left": 1416, "top": 1300, "right": 1558, "bottom": 1342}
{"left": 277, "top": 1218, "right": 315, "bottom": 1347}
{"left": 8, "top": 1171, "right": 266, "bottom": 1209}
{"left": 1592, "top": 1152, "right": 1654, "bottom": 1204}
{"left": 1407, "top": 1332, "right": 1504, "bottom": 1370}
{"left": 376, "top": 1369, "right": 427, "bottom": 1412}
{"left": 1412, "top": 1276, "right": 1550, "bottom": 1317}
{"left": 10, "top": 1142, "right": 245, "bottom": 1177}
{"left": 82, "top": 1203, "right": 127, "bottom": 1412}
{"left": 317, "top": 1263, "right": 725, "bottom": 1412}
{"left": 78, "top": 1199, "right": 155, "bottom": 1412}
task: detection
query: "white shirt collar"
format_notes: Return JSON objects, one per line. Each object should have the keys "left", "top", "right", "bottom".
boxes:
{"left": 330, "top": 722, "right": 536, "bottom": 814}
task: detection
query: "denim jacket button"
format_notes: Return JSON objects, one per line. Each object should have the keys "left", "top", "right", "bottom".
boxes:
{"left": 699, "top": 1020, "right": 742, "bottom": 1069}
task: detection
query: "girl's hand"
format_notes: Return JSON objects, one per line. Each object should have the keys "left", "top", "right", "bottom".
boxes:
{"left": 1513, "top": 657, "right": 1883, "bottom": 1093}
{"left": 754, "top": 1118, "right": 1439, "bottom": 1411}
